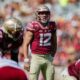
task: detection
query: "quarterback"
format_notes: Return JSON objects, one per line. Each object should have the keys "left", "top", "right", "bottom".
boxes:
{"left": 22, "top": 5, "right": 57, "bottom": 80}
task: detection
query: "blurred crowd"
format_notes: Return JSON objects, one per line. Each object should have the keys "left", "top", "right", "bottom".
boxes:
{"left": 0, "top": 0, "right": 80, "bottom": 66}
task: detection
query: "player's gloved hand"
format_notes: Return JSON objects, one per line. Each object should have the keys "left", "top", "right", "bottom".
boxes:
{"left": 24, "top": 58, "right": 30, "bottom": 72}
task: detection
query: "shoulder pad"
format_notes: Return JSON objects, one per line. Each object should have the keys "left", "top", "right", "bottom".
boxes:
{"left": 49, "top": 21, "right": 57, "bottom": 30}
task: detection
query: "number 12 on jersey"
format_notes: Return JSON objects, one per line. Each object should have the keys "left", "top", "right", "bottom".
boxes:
{"left": 40, "top": 33, "right": 51, "bottom": 46}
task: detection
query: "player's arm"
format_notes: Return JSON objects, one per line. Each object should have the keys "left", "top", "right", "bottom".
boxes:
{"left": 22, "top": 30, "right": 33, "bottom": 71}
{"left": 22, "top": 30, "right": 33, "bottom": 59}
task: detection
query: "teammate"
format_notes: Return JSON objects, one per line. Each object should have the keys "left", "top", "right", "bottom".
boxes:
{"left": 0, "top": 17, "right": 28, "bottom": 80}
{"left": 22, "top": 5, "right": 57, "bottom": 80}
{"left": 68, "top": 59, "right": 80, "bottom": 80}
{"left": 0, "top": 54, "right": 28, "bottom": 80}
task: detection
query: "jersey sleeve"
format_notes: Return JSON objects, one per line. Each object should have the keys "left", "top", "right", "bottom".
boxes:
{"left": 18, "top": 69, "right": 28, "bottom": 80}
{"left": 25, "top": 22, "right": 36, "bottom": 33}
{"left": 25, "top": 21, "right": 40, "bottom": 33}
{"left": 50, "top": 21, "right": 57, "bottom": 32}
{"left": 53, "top": 22, "right": 57, "bottom": 32}
{"left": 68, "top": 62, "right": 78, "bottom": 79}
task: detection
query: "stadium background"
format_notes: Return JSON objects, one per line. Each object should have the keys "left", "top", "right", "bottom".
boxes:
{"left": 0, "top": 0, "right": 80, "bottom": 80}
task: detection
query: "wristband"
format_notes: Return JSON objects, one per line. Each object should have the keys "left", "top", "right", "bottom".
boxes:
{"left": 24, "top": 58, "right": 29, "bottom": 63}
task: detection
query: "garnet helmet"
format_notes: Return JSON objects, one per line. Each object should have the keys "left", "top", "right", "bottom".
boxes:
{"left": 35, "top": 5, "right": 50, "bottom": 24}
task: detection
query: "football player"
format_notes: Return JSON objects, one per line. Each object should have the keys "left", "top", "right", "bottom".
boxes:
{"left": 68, "top": 59, "right": 80, "bottom": 80}
{"left": 0, "top": 17, "right": 23, "bottom": 62}
{"left": 0, "top": 17, "right": 28, "bottom": 80}
{"left": 22, "top": 5, "right": 57, "bottom": 80}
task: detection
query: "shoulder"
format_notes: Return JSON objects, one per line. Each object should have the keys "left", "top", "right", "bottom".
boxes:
{"left": 68, "top": 62, "right": 76, "bottom": 69}
{"left": 6, "top": 65, "right": 27, "bottom": 79}
{"left": 25, "top": 21, "right": 40, "bottom": 32}
{"left": 49, "top": 21, "right": 56, "bottom": 26}
{"left": 49, "top": 21, "right": 57, "bottom": 28}
{"left": 49, "top": 21, "right": 57, "bottom": 32}
{"left": 16, "top": 68, "right": 28, "bottom": 80}
{"left": 68, "top": 60, "right": 80, "bottom": 69}
{"left": 7, "top": 67, "right": 28, "bottom": 80}
{"left": 27, "top": 21, "right": 40, "bottom": 28}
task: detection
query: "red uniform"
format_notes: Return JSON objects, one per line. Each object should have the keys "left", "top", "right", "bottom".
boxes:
{"left": 68, "top": 60, "right": 80, "bottom": 80}
{"left": 0, "top": 58, "right": 28, "bottom": 80}
{"left": 26, "top": 21, "right": 56, "bottom": 55}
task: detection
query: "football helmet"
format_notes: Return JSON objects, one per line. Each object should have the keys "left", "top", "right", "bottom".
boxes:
{"left": 35, "top": 5, "right": 50, "bottom": 25}
{"left": 3, "top": 17, "right": 23, "bottom": 40}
